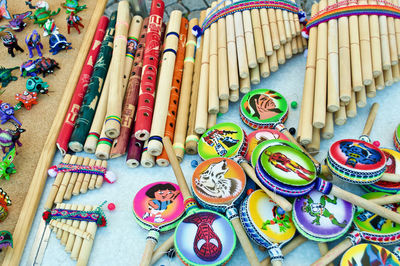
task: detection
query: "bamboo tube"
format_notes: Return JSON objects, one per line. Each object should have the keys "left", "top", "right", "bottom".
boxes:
{"left": 284, "top": 42, "right": 292, "bottom": 59}
{"left": 208, "top": 2, "right": 220, "bottom": 114}
{"left": 384, "top": 67, "right": 394, "bottom": 86}
{"left": 348, "top": 0, "right": 364, "bottom": 91}
{"left": 50, "top": 220, "right": 93, "bottom": 241}
{"left": 251, "top": 8, "right": 266, "bottom": 63}
{"left": 387, "top": 7, "right": 398, "bottom": 65}
{"left": 327, "top": 0, "right": 339, "bottom": 113}
{"left": 260, "top": 235, "right": 307, "bottom": 266}
{"left": 44, "top": 154, "right": 72, "bottom": 210}
{"left": 250, "top": 65, "right": 261, "bottom": 85}
{"left": 80, "top": 159, "right": 96, "bottom": 194}
{"left": 358, "top": 0, "right": 373, "bottom": 85}
{"left": 55, "top": 155, "right": 78, "bottom": 204}
{"left": 370, "top": 194, "right": 400, "bottom": 205}
{"left": 56, "top": 203, "right": 69, "bottom": 239}
{"left": 269, "top": 50, "right": 279, "bottom": 72}
{"left": 275, "top": 9, "right": 286, "bottom": 44}
{"left": 217, "top": 0, "right": 230, "bottom": 100}
{"left": 95, "top": 160, "right": 106, "bottom": 189}
{"left": 232, "top": 0, "right": 249, "bottom": 78}
{"left": 393, "top": 63, "right": 400, "bottom": 82}
{"left": 335, "top": 105, "right": 347, "bottom": 126}
{"left": 94, "top": 124, "right": 112, "bottom": 160}
{"left": 72, "top": 157, "right": 90, "bottom": 196}
{"left": 277, "top": 45, "right": 286, "bottom": 64}
{"left": 346, "top": 91, "right": 357, "bottom": 118}
{"left": 293, "top": 1, "right": 301, "bottom": 35}
{"left": 313, "top": 0, "right": 328, "bottom": 128}
{"left": 338, "top": 5, "right": 351, "bottom": 103}
{"left": 240, "top": 76, "right": 251, "bottom": 94}
{"left": 393, "top": 0, "right": 400, "bottom": 58}
{"left": 141, "top": 140, "right": 155, "bottom": 168}
{"left": 321, "top": 112, "right": 334, "bottom": 139}
{"left": 379, "top": 0, "right": 391, "bottom": 70}
{"left": 297, "top": 35, "right": 304, "bottom": 53}
{"left": 267, "top": 5, "right": 280, "bottom": 49}
{"left": 291, "top": 37, "right": 298, "bottom": 54}
{"left": 64, "top": 156, "right": 84, "bottom": 200}
{"left": 66, "top": 205, "right": 85, "bottom": 253}
{"left": 71, "top": 206, "right": 93, "bottom": 261}
{"left": 242, "top": 6, "right": 257, "bottom": 68}
{"left": 259, "top": 8, "right": 273, "bottom": 55}
{"left": 207, "top": 113, "right": 217, "bottom": 129}
{"left": 104, "top": 1, "right": 131, "bottom": 139}
{"left": 225, "top": 0, "right": 240, "bottom": 90}
{"left": 307, "top": 127, "right": 320, "bottom": 155}
{"left": 302, "top": 35, "right": 307, "bottom": 47}
{"left": 61, "top": 204, "right": 78, "bottom": 246}
{"left": 282, "top": 9, "right": 291, "bottom": 42}
{"left": 88, "top": 160, "right": 102, "bottom": 190}
{"left": 318, "top": 243, "right": 334, "bottom": 266}
{"left": 195, "top": 8, "right": 211, "bottom": 134}
{"left": 77, "top": 206, "right": 99, "bottom": 265}
{"left": 259, "top": 58, "right": 270, "bottom": 78}
{"left": 229, "top": 88, "right": 240, "bottom": 102}
{"left": 288, "top": 7, "right": 296, "bottom": 38}
{"left": 219, "top": 99, "right": 229, "bottom": 114}
{"left": 356, "top": 87, "right": 367, "bottom": 108}
{"left": 368, "top": 0, "right": 382, "bottom": 78}
{"left": 375, "top": 73, "right": 385, "bottom": 90}
{"left": 366, "top": 78, "right": 377, "bottom": 98}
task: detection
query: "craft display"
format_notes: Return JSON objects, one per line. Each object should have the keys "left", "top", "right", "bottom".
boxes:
{"left": 132, "top": 182, "right": 184, "bottom": 265}
{"left": 1, "top": 31, "right": 24, "bottom": 57}
{"left": 0, "top": 11, "right": 31, "bottom": 32}
{"left": 395, "top": 124, "right": 400, "bottom": 152}
{"left": 340, "top": 244, "right": 400, "bottom": 266}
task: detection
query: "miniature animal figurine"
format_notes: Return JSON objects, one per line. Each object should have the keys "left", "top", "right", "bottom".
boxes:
{"left": 0, "top": 147, "right": 16, "bottom": 180}
{"left": 26, "top": 76, "right": 48, "bottom": 94}
{"left": 0, "top": 102, "right": 21, "bottom": 125}
{"left": 26, "top": 29, "right": 43, "bottom": 58}
{"left": 42, "top": 18, "right": 58, "bottom": 36}
{"left": 26, "top": 1, "right": 60, "bottom": 27}
{"left": 15, "top": 91, "right": 38, "bottom": 110}
{"left": 20, "top": 59, "right": 38, "bottom": 77}
{"left": 35, "top": 57, "right": 59, "bottom": 77}
{"left": 49, "top": 33, "right": 71, "bottom": 55}
{"left": 67, "top": 12, "right": 83, "bottom": 34}
{"left": 1, "top": 31, "right": 23, "bottom": 57}
{"left": 0, "top": 66, "right": 18, "bottom": 87}
{"left": 0, "top": 190, "right": 11, "bottom": 221}
{"left": 0, "top": 12, "right": 32, "bottom": 32}
{"left": 62, "top": 0, "right": 86, "bottom": 14}
{"left": 0, "top": 0, "right": 11, "bottom": 20}
{"left": 0, "top": 121, "right": 25, "bottom": 154}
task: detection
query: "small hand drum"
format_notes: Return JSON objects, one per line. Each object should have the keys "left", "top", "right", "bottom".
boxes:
{"left": 340, "top": 243, "right": 400, "bottom": 266}
{"left": 251, "top": 139, "right": 301, "bottom": 167}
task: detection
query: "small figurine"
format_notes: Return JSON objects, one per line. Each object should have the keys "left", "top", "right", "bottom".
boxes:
{"left": 26, "top": 29, "right": 43, "bottom": 58}
{"left": 0, "top": 189, "right": 11, "bottom": 221}
{"left": 0, "top": 0, "right": 11, "bottom": 20}
{"left": 1, "top": 31, "right": 23, "bottom": 57}
{"left": 20, "top": 59, "right": 38, "bottom": 77}
{"left": 67, "top": 12, "right": 83, "bottom": 34}
{"left": 0, "top": 148, "right": 16, "bottom": 180}
{"left": 49, "top": 33, "right": 71, "bottom": 55}
{"left": 0, "top": 231, "right": 12, "bottom": 249}
{"left": 0, "top": 102, "right": 21, "bottom": 125}
{"left": 0, "top": 65, "right": 18, "bottom": 87}
{"left": 43, "top": 18, "right": 58, "bottom": 37}
{"left": 26, "top": 76, "right": 48, "bottom": 94}
{"left": 26, "top": 1, "right": 60, "bottom": 27}
{"left": 15, "top": 91, "right": 38, "bottom": 110}
{"left": 62, "top": 0, "right": 86, "bottom": 14}
{"left": 0, "top": 12, "right": 32, "bottom": 32}
{"left": 36, "top": 57, "right": 59, "bottom": 77}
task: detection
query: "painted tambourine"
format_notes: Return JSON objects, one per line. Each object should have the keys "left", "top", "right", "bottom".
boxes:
{"left": 245, "top": 129, "right": 289, "bottom": 163}
{"left": 363, "top": 148, "right": 400, "bottom": 193}
{"left": 240, "top": 189, "right": 296, "bottom": 264}
{"left": 340, "top": 243, "right": 400, "bottom": 266}
{"left": 293, "top": 189, "right": 354, "bottom": 242}
{"left": 395, "top": 124, "right": 400, "bottom": 152}
{"left": 240, "top": 89, "right": 289, "bottom": 129}
{"left": 327, "top": 139, "right": 387, "bottom": 184}
{"left": 251, "top": 139, "right": 301, "bottom": 167}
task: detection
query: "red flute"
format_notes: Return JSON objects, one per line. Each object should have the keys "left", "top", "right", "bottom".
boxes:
{"left": 56, "top": 16, "right": 109, "bottom": 155}
{"left": 126, "top": 136, "right": 144, "bottom": 168}
{"left": 133, "top": 0, "right": 165, "bottom": 141}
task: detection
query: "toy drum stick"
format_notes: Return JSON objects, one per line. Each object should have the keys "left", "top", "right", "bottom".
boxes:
{"left": 104, "top": 1, "right": 131, "bottom": 139}
{"left": 65, "top": 204, "right": 85, "bottom": 253}
{"left": 251, "top": 8, "right": 266, "bottom": 63}
{"left": 306, "top": 127, "right": 321, "bottom": 155}
{"left": 393, "top": 63, "right": 400, "bottom": 82}
{"left": 335, "top": 105, "right": 347, "bottom": 126}
{"left": 126, "top": 136, "right": 144, "bottom": 168}
{"left": 346, "top": 91, "right": 357, "bottom": 118}
{"left": 80, "top": 159, "right": 96, "bottom": 194}
{"left": 358, "top": 0, "right": 373, "bottom": 86}
{"left": 207, "top": 113, "right": 217, "bottom": 129}
{"left": 321, "top": 111, "right": 334, "bottom": 139}
{"left": 356, "top": 87, "right": 367, "bottom": 108}
{"left": 375, "top": 73, "right": 385, "bottom": 90}
{"left": 384, "top": 67, "right": 394, "bottom": 86}
{"left": 338, "top": 7, "right": 352, "bottom": 104}
{"left": 348, "top": 0, "right": 363, "bottom": 91}
{"left": 72, "top": 157, "right": 91, "bottom": 196}
{"left": 88, "top": 160, "right": 102, "bottom": 190}
{"left": 312, "top": 237, "right": 354, "bottom": 266}
{"left": 260, "top": 8, "right": 273, "bottom": 55}
{"left": 242, "top": 8, "right": 258, "bottom": 68}
{"left": 95, "top": 124, "right": 113, "bottom": 160}
{"left": 55, "top": 156, "right": 78, "bottom": 204}
{"left": 284, "top": 42, "right": 292, "bottom": 59}
{"left": 299, "top": 3, "right": 318, "bottom": 145}
{"left": 259, "top": 58, "right": 270, "bottom": 78}
{"left": 275, "top": 8, "right": 286, "bottom": 44}
{"left": 366, "top": 78, "right": 376, "bottom": 98}
{"left": 240, "top": 76, "right": 251, "bottom": 94}
{"left": 71, "top": 205, "right": 93, "bottom": 261}
{"left": 232, "top": 0, "right": 249, "bottom": 78}
{"left": 173, "top": 18, "right": 198, "bottom": 161}
{"left": 327, "top": 0, "right": 339, "bottom": 113}
{"left": 225, "top": 0, "right": 240, "bottom": 90}
{"left": 282, "top": 9, "right": 291, "bottom": 41}
{"left": 368, "top": 0, "right": 382, "bottom": 78}
{"left": 229, "top": 87, "right": 240, "bottom": 102}
{"left": 195, "top": 8, "right": 211, "bottom": 134}
{"left": 269, "top": 50, "right": 279, "bottom": 72}
{"left": 217, "top": 0, "right": 230, "bottom": 100}
{"left": 268, "top": 6, "right": 281, "bottom": 49}
{"left": 250, "top": 65, "right": 260, "bottom": 85}
{"left": 208, "top": 2, "right": 220, "bottom": 114}
{"left": 64, "top": 156, "right": 84, "bottom": 200}
{"left": 378, "top": 0, "right": 391, "bottom": 70}
{"left": 291, "top": 37, "right": 298, "bottom": 54}
{"left": 61, "top": 204, "right": 78, "bottom": 246}
{"left": 313, "top": 0, "right": 328, "bottom": 128}
{"left": 141, "top": 140, "right": 155, "bottom": 168}
{"left": 44, "top": 154, "right": 72, "bottom": 210}
{"left": 77, "top": 206, "right": 99, "bottom": 265}
{"left": 318, "top": 243, "right": 334, "bottom": 266}
{"left": 277, "top": 45, "right": 285, "bottom": 64}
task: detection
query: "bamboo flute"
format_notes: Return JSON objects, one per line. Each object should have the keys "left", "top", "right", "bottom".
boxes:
{"left": 95, "top": 123, "right": 113, "bottom": 160}
{"left": 268, "top": 3, "right": 281, "bottom": 49}
{"left": 225, "top": 0, "right": 240, "bottom": 89}
{"left": 313, "top": 0, "right": 328, "bottom": 128}
{"left": 368, "top": 0, "right": 382, "bottom": 78}
{"left": 173, "top": 18, "right": 198, "bottom": 161}
{"left": 348, "top": 0, "right": 364, "bottom": 91}
{"left": 338, "top": 2, "right": 351, "bottom": 103}
{"left": 232, "top": 0, "right": 249, "bottom": 78}
{"left": 379, "top": 0, "right": 391, "bottom": 70}
{"left": 321, "top": 111, "right": 334, "bottom": 139}
{"left": 346, "top": 90, "right": 357, "bottom": 118}
{"left": 327, "top": 0, "right": 339, "bottom": 113}
{"left": 141, "top": 140, "right": 155, "bottom": 167}
{"left": 126, "top": 136, "right": 144, "bottom": 167}
{"left": 217, "top": 0, "right": 230, "bottom": 100}
{"left": 229, "top": 87, "right": 240, "bottom": 102}
{"left": 259, "top": 8, "right": 273, "bottom": 55}
{"left": 64, "top": 156, "right": 84, "bottom": 201}
{"left": 299, "top": 3, "right": 318, "bottom": 145}
{"left": 208, "top": 2, "right": 220, "bottom": 114}
{"left": 72, "top": 157, "right": 90, "bottom": 196}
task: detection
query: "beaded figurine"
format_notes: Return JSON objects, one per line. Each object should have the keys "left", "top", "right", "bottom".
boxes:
{"left": 26, "top": 29, "right": 43, "bottom": 58}
{"left": 49, "top": 32, "right": 71, "bottom": 55}
{"left": 42, "top": 18, "right": 58, "bottom": 36}
{"left": 66, "top": 12, "right": 83, "bottom": 34}
{"left": 0, "top": 65, "right": 18, "bottom": 87}
{"left": 0, "top": 0, "right": 10, "bottom": 20}
{"left": 1, "top": 31, "right": 23, "bottom": 57}
{"left": 26, "top": 1, "right": 60, "bottom": 27}
{"left": 0, "top": 102, "right": 21, "bottom": 125}
{"left": 0, "top": 11, "right": 32, "bottom": 32}
{"left": 0, "top": 122, "right": 25, "bottom": 153}
{"left": 0, "top": 188, "right": 11, "bottom": 220}
{"left": 0, "top": 147, "right": 16, "bottom": 180}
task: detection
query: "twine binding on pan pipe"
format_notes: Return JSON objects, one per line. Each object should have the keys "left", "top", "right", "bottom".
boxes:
{"left": 48, "top": 162, "right": 117, "bottom": 183}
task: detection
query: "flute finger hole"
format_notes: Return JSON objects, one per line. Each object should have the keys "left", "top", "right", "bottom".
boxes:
{"left": 147, "top": 76, "right": 152, "bottom": 80}
{"left": 149, "top": 66, "right": 153, "bottom": 70}
{"left": 145, "top": 99, "right": 150, "bottom": 103}
{"left": 144, "top": 112, "right": 149, "bottom": 117}
{"left": 170, "top": 123, "right": 174, "bottom": 128}
{"left": 146, "top": 87, "right": 151, "bottom": 91}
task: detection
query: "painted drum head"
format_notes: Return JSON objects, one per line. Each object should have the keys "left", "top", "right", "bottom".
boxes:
{"left": 251, "top": 139, "right": 301, "bottom": 167}
{"left": 198, "top": 122, "right": 248, "bottom": 160}
{"left": 240, "top": 89, "right": 289, "bottom": 129}
{"left": 293, "top": 189, "right": 354, "bottom": 242}
{"left": 327, "top": 139, "right": 387, "bottom": 184}
{"left": 192, "top": 158, "right": 246, "bottom": 210}
{"left": 245, "top": 129, "right": 289, "bottom": 162}
{"left": 395, "top": 124, "right": 400, "bottom": 152}
{"left": 174, "top": 210, "right": 236, "bottom": 265}
{"left": 341, "top": 243, "right": 400, "bottom": 266}
{"left": 364, "top": 149, "right": 400, "bottom": 193}
{"left": 133, "top": 182, "right": 185, "bottom": 231}
{"left": 240, "top": 189, "right": 296, "bottom": 247}
{"left": 353, "top": 192, "right": 400, "bottom": 245}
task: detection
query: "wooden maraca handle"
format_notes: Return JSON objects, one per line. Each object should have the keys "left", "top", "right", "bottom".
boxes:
{"left": 271, "top": 259, "right": 283, "bottom": 266}
{"left": 140, "top": 238, "right": 158, "bottom": 266}
{"left": 379, "top": 173, "right": 400, "bottom": 182}
{"left": 150, "top": 234, "right": 174, "bottom": 265}
{"left": 241, "top": 162, "right": 292, "bottom": 212}
{"left": 370, "top": 193, "right": 400, "bottom": 205}
{"left": 318, "top": 243, "right": 334, "bottom": 266}
{"left": 260, "top": 235, "right": 307, "bottom": 266}
{"left": 311, "top": 238, "right": 353, "bottom": 266}
{"left": 362, "top": 102, "right": 379, "bottom": 136}
{"left": 230, "top": 217, "right": 260, "bottom": 266}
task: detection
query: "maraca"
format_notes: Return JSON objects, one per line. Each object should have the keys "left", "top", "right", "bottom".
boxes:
{"left": 192, "top": 157, "right": 260, "bottom": 265}
{"left": 163, "top": 137, "right": 237, "bottom": 265}
{"left": 394, "top": 124, "right": 400, "bottom": 152}
{"left": 240, "top": 189, "right": 296, "bottom": 266}
{"left": 198, "top": 122, "right": 292, "bottom": 211}
{"left": 132, "top": 181, "right": 185, "bottom": 266}
{"left": 340, "top": 244, "right": 400, "bottom": 265}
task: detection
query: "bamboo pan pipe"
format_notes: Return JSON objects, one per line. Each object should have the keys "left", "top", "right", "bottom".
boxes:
{"left": 72, "top": 157, "right": 91, "bottom": 196}
{"left": 291, "top": 37, "right": 298, "bottom": 54}
{"left": 207, "top": 113, "right": 218, "bottom": 129}
{"left": 338, "top": 0, "right": 351, "bottom": 103}
{"left": 54, "top": 155, "right": 78, "bottom": 204}
{"left": 299, "top": 4, "right": 318, "bottom": 145}
{"left": 297, "top": 35, "right": 304, "bottom": 53}
{"left": 232, "top": 0, "right": 249, "bottom": 78}
{"left": 259, "top": 7, "right": 274, "bottom": 55}
{"left": 104, "top": 1, "right": 131, "bottom": 139}
{"left": 313, "top": 0, "right": 328, "bottom": 128}
{"left": 268, "top": 2, "right": 281, "bottom": 49}
{"left": 225, "top": 0, "right": 240, "bottom": 90}
{"left": 55, "top": 203, "right": 69, "bottom": 239}
{"left": 387, "top": 2, "right": 399, "bottom": 65}
{"left": 217, "top": 0, "right": 230, "bottom": 100}
{"left": 393, "top": 0, "right": 400, "bottom": 58}
{"left": 219, "top": 99, "right": 229, "bottom": 114}
{"left": 80, "top": 159, "right": 96, "bottom": 194}
{"left": 384, "top": 67, "right": 394, "bottom": 86}
{"left": 284, "top": 41, "right": 292, "bottom": 59}
{"left": 327, "top": 0, "right": 339, "bottom": 113}
{"left": 348, "top": 0, "right": 364, "bottom": 91}
{"left": 275, "top": 7, "right": 287, "bottom": 44}
{"left": 61, "top": 204, "right": 78, "bottom": 246}
{"left": 393, "top": 63, "right": 400, "bottom": 82}
{"left": 89, "top": 160, "right": 102, "bottom": 190}
{"left": 77, "top": 206, "right": 99, "bottom": 265}
{"left": 242, "top": 4, "right": 258, "bottom": 68}
{"left": 71, "top": 206, "right": 93, "bottom": 260}
{"left": 251, "top": 7, "right": 266, "bottom": 63}
{"left": 368, "top": 0, "right": 383, "bottom": 78}
{"left": 95, "top": 160, "right": 107, "bottom": 188}
{"left": 287, "top": 3, "right": 296, "bottom": 38}
{"left": 292, "top": 0, "right": 301, "bottom": 35}
{"left": 346, "top": 90, "right": 357, "bottom": 118}
{"left": 379, "top": 0, "right": 392, "bottom": 70}
{"left": 208, "top": 2, "right": 220, "bottom": 114}
{"left": 240, "top": 76, "right": 251, "bottom": 94}
{"left": 356, "top": 87, "right": 367, "bottom": 108}
{"left": 282, "top": 7, "right": 291, "bottom": 42}
{"left": 64, "top": 156, "right": 85, "bottom": 200}
{"left": 173, "top": 18, "right": 198, "bottom": 161}
{"left": 358, "top": 0, "right": 374, "bottom": 86}
{"left": 321, "top": 111, "right": 334, "bottom": 139}
{"left": 65, "top": 205, "right": 85, "bottom": 253}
